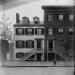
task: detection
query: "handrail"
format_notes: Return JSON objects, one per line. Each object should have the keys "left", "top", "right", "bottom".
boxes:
{"left": 21, "top": 48, "right": 36, "bottom": 60}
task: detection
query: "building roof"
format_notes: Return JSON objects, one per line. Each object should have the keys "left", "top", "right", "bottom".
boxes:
{"left": 42, "top": 6, "right": 74, "bottom": 11}
{"left": 13, "top": 21, "right": 44, "bottom": 27}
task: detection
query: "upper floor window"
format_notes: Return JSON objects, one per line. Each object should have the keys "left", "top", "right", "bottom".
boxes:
{"left": 26, "top": 28, "right": 34, "bottom": 35}
{"left": 48, "top": 28, "right": 53, "bottom": 35}
{"left": 35, "top": 28, "right": 44, "bottom": 35}
{"left": 26, "top": 40, "right": 34, "bottom": 48}
{"left": 16, "top": 28, "right": 24, "bottom": 35}
{"left": 69, "top": 15, "right": 74, "bottom": 21}
{"left": 59, "top": 15, "right": 63, "bottom": 20}
{"left": 57, "top": 28, "right": 64, "bottom": 34}
{"left": 16, "top": 40, "right": 24, "bottom": 48}
{"left": 48, "top": 14, "right": 53, "bottom": 22}
{"left": 69, "top": 28, "right": 74, "bottom": 35}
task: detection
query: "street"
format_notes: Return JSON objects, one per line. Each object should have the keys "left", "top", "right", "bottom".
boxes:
{"left": 0, "top": 66, "right": 74, "bottom": 75}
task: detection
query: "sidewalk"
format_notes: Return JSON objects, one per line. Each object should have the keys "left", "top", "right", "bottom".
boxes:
{"left": 3, "top": 60, "right": 74, "bottom": 67}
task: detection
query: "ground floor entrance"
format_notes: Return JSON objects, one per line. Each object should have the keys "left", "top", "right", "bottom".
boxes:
{"left": 37, "top": 53, "right": 41, "bottom": 61}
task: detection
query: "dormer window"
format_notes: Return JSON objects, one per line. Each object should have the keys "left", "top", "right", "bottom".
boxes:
{"left": 33, "top": 16, "right": 40, "bottom": 24}
{"left": 22, "top": 16, "right": 30, "bottom": 24}
{"left": 48, "top": 28, "right": 53, "bottom": 35}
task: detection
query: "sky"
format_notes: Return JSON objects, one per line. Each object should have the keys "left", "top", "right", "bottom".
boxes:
{"left": 0, "top": 0, "right": 74, "bottom": 25}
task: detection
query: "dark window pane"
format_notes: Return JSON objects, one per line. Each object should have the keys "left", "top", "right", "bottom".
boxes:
{"left": 48, "top": 28, "right": 53, "bottom": 35}
{"left": 16, "top": 52, "right": 24, "bottom": 58}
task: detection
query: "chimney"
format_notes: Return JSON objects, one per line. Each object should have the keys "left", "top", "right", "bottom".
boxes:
{"left": 16, "top": 13, "right": 20, "bottom": 23}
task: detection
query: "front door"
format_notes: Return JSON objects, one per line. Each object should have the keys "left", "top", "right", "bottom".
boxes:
{"left": 37, "top": 53, "right": 41, "bottom": 61}
{"left": 36, "top": 40, "right": 42, "bottom": 51}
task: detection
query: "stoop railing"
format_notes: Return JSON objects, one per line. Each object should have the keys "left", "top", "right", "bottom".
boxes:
{"left": 21, "top": 48, "right": 36, "bottom": 61}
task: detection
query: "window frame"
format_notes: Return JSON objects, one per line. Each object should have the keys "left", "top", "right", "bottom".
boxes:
{"left": 58, "top": 14, "right": 64, "bottom": 20}
{"left": 47, "top": 14, "right": 53, "bottom": 22}
{"left": 16, "top": 40, "right": 25, "bottom": 48}
{"left": 16, "top": 28, "right": 24, "bottom": 35}
{"left": 25, "top": 28, "right": 34, "bottom": 35}
{"left": 35, "top": 28, "right": 44, "bottom": 35}
{"left": 26, "top": 40, "right": 34, "bottom": 48}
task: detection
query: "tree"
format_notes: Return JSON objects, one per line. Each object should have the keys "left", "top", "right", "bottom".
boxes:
{"left": 0, "top": 12, "right": 13, "bottom": 42}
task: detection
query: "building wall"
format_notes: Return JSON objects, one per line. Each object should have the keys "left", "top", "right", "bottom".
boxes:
{"left": 13, "top": 26, "right": 45, "bottom": 60}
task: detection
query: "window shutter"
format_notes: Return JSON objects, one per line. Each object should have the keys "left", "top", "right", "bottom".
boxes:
{"left": 32, "top": 28, "right": 34, "bottom": 34}
{"left": 35, "top": 28, "right": 37, "bottom": 35}
{"left": 26, "top": 41, "right": 28, "bottom": 48}
{"left": 42, "top": 28, "right": 44, "bottom": 34}
{"left": 26, "top": 29, "right": 28, "bottom": 35}
{"left": 32, "top": 41, "right": 34, "bottom": 48}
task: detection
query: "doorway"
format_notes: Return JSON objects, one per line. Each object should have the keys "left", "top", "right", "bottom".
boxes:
{"left": 37, "top": 53, "right": 41, "bottom": 61}
{"left": 48, "top": 40, "right": 53, "bottom": 51}
{"left": 36, "top": 40, "right": 42, "bottom": 51}
{"left": 48, "top": 53, "right": 55, "bottom": 61}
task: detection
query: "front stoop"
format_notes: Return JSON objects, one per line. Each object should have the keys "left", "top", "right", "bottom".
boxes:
{"left": 3, "top": 61, "right": 74, "bottom": 67}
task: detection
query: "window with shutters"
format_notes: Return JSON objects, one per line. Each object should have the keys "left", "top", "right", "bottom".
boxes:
{"left": 26, "top": 28, "right": 34, "bottom": 35}
{"left": 35, "top": 28, "right": 44, "bottom": 35}
{"left": 26, "top": 40, "right": 34, "bottom": 48}
{"left": 16, "top": 40, "right": 24, "bottom": 48}
{"left": 16, "top": 28, "right": 24, "bottom": 35}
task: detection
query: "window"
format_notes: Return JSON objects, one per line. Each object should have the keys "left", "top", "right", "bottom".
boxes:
{"left": 48, "top": 29, "right": 53, "bottom": 35}
{"left": 69, "top": 28, "right": 74, "bottom": 35}
{"left": 16, "top": 40, "right": 24, "bottom": 48}
{"left": 16, "top": 52, "right": 24, "bottom": 58}
{"left": 26, "top": 28, "right": 34, "bottom": 35}
{"left": 26, "top": 40, "right": 34, "bottom": 48}
{"left": 22, "top": 17, "right": 30, "bottom": 24}
{"left": 35, "top": 28, "right": 44, "bottom": 35}
{"left": 69, "top": 15, "right": 74, "bottom": 21}
{"left": 16, "top": 28, "right": 24, "bottom": 35}
{"left": 33, "top": 16, "right": 40, "bottom": 24}
{"left": 48, "top": 40, "right": 53, "bottom": 50}
{"left": 48, "top": 15, "right": 53, "bottom": 22}
{"left": 57, "top": 28, "right": 64, "bottom": 34}
{"left": 59, "top": 15, "right": 63, "bottom": 20}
